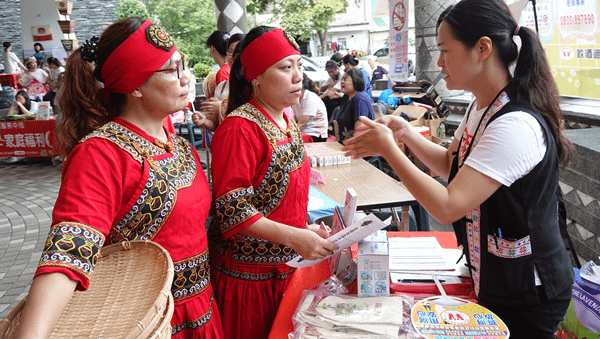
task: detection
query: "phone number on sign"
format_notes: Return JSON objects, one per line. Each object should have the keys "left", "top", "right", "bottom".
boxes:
{"left": 560, "top": 14, "right": 595, "bottom": 26}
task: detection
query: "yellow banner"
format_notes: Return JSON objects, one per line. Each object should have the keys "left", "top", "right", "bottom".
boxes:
{"left": 512, "top": 0, "right": 600, "bottom": 99}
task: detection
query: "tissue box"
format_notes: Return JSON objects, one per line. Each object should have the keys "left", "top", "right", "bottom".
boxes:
{"left": 357, "top": 240, "right": 389, "bottom": 296}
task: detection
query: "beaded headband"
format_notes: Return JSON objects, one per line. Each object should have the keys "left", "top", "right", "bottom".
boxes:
{"left": 99, "top": 20, "right": 177, "bottom": 94}
{"left": 240, "top": 28, "right": 300, "bottom": 82}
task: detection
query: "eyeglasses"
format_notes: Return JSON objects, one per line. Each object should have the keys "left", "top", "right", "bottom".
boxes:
{"left": 341, "top": 77, "right": 352, "bottom": 82}
{"left": 156, "top": 55, "right": 186, "bottom": 79}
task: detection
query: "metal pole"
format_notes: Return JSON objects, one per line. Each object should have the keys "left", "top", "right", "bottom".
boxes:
{"left": 531, "top": 0, "right": 539, "bottom": 34}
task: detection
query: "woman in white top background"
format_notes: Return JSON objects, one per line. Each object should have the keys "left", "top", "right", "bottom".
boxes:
{"left": 2, "top": 42, "right": 26, "bottom": 75}
{"left": 18, "top": 57, "right": 50, "bottom": 100}
{"left": 42, "top": 57, "right": 65, "bottom": 105}
{"left": 292, "top": 73, "right": 328, "bottom": 142}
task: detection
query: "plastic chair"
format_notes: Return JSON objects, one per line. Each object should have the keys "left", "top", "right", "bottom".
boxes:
{"left": 175, "top": 122, "right": 203, "bottom": 149}
{"left": 366, "top": 156, "right": 383, "bottom": 171}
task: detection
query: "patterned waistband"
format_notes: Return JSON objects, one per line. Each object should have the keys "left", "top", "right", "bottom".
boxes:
{"left": 172, "top": 249, "right": 210, "bottom": 302}
{"left": 211, "top": 262, "right": 295, "bottom": 282}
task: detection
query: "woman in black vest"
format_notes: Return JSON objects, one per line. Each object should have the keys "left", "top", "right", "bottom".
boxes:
{"left": 343, "top": 0, "right": 574, "bottom": 337}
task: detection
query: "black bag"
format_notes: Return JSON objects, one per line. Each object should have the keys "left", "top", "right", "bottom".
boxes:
{"left": 0, "top": 89, "right": 14, "bottom": 109}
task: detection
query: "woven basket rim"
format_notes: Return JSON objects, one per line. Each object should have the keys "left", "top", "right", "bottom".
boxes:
{"left": 0, "top": 240, "right": 174, "bottom": 339}
{"left": 147, "top": 291, "right": 174, "bottom": 339}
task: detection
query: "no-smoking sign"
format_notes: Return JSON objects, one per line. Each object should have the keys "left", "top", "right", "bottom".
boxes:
{"left": 393, "top": 2, "right": 406, "bottom": 31}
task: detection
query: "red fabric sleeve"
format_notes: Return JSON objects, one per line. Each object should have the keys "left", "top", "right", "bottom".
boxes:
{"left": 210, "top": 117, "right": 267, "bottom": 239}
{"left": 35, "top": 138, "right": 139, "bottom": 290}
{"left": 215, "top": 64, "right": 230, "bottom": 85}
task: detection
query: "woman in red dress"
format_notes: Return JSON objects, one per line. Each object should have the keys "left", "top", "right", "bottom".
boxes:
{"left": 14, "top": 18, "right": 223, "bottom": 339}
{"left": 208, "top": 26, "right": 338, "bottom": 339}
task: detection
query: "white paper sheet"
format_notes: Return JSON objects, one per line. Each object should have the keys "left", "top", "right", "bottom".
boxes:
{"left": 388, "top": 237, "right": 455, "bottom": 271}
{"left": 287, "top": 214, "right": 386, "bottom": 268}
{"left": 389, "top": 248, "right": 470, "bottom": 277}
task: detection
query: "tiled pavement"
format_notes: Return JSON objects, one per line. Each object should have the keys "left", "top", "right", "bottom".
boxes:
{"left": 0, "top": 158, "right": 63, "bottom": 319}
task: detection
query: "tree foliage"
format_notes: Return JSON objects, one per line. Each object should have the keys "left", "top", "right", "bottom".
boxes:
{"left": 247, "top": 0, "right": 347, "bottom": 51}
{"left": 114, "top": 0, "right": 151, "bottom": 22}
{"left": 115, "top": 0, "right": 216, "bottom": 72}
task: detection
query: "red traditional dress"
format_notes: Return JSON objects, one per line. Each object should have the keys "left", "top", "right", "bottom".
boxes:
{"left": 215, "top": 63, "right": 230, "bottom": 86}
{"left": 208, "top": 100, "right": 310, "bottom": 339}
{"left": 35, "top": 118, "right": 223, "bottom": 339}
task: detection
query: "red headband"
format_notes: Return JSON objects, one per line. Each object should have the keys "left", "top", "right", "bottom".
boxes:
{"left": 240, "top": 28, "right": 300, "bottom": 81}
{"left": 101, "top": 20, "right": 177, "bottom": 94}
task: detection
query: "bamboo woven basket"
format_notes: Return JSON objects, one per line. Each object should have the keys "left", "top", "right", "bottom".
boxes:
{"left": 0, "top": 240, "right": 174, "bottom": 339}
{"left": 147, "top": 292, "right": 174, "bottom": 339}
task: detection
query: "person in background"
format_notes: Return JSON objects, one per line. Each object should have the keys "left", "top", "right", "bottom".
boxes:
{"left": 196, "top": 33, "right": 245, "bottom": 131}
{"left": 343, "top": 0, "right": 574, "bottom": 337}
{"left": 7, "top": 90, "right": 38, "bottom": 116}
{"left": 407, "top": 58, "right": 415, "bottom": 76}
{"left": 293, "top": 73, "right": 328, "bottom": 142}
{"left": 42, "top": 57, "right": 65, "bottom": 105}
{"left": 319, "top": 59, "right": 343, "bottom": 120}
{"left": 330, "top": 52, "right": 343, "bottom": 64}
{"left": 208, "top": 26, "right": 337, "bottom": 339}
{"left": 334, "top": 67, "right": 374, "bottom": 143}
{"left": 13, "top": 18, "right": 224, "bottom": 339}
{"left": 18, "top": 57, "right": 50, "bottom": 100}
{"left": 33, "top": 42, "right": 45, "bottom": 68}
{"left": 3, "top": 42, "right": 26, "bottom": 75}
{"left": 343, "top": 53, "right": 373, "bottom": 103}
{"left": 352, "top": 50, "right": 372, "bottom": 77}
{"left": 207, "top": 30, "right": 230, "bottom": 86}
{"left": 368, "top": 56, "right": 393, "bottom": 89}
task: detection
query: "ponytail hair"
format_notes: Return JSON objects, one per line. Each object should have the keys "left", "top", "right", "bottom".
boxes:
{"left": 302, "top": 73, "right": 319, "bottom": 95}
{"left": 57, "top": 17, "right": 144, "bottom": 157}
{"left": 438, "top": 0, "right": 573, "bottom": 167}
{"left": 226, "top": 26, "right": 276, "bottom": 114}
{"left": 513, "top": 26, "right": 574, "bottom": 166}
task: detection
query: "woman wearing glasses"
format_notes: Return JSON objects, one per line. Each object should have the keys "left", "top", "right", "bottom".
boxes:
{"left": 14, "top": 18, "right": 224, "bottom": 339}
{"left": 208, "top": 26, "right": 337, "bottom": 339}
{"left": 334, "top": 67, "right": 375, "bottom": 143}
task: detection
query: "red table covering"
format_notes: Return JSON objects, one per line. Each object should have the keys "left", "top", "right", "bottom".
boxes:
{"left": 268, "top": 231, "right": 461, "bottom": 339}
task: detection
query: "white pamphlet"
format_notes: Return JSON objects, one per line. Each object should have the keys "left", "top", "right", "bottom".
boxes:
{"left": 287, "top": 214, "right": 386, "bottom": 268}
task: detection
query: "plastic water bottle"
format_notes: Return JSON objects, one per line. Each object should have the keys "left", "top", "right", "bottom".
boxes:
{"left": 184, "top": 107, "right": 192, "bottom": 123}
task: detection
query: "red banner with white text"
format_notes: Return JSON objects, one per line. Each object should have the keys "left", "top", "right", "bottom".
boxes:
{"left": 0, "top": 120, "right": 59, "bottom": 157}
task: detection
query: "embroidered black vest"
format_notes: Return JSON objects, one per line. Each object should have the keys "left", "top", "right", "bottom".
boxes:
{"left": 449, "top": 82, "right": 573, "bottom": 306}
